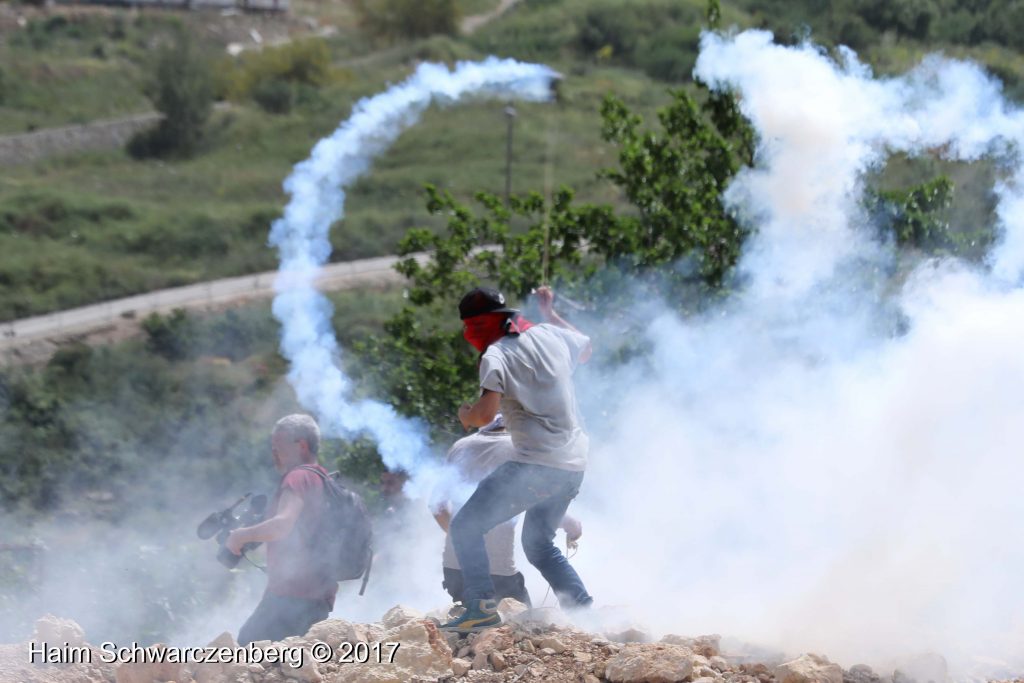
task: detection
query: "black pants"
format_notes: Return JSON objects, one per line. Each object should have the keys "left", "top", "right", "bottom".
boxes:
{"left": 443, "top": 567, "right": 532, "bottom": 607}
{"left": 237, "top": 592, "right": 330, "bottom": 645}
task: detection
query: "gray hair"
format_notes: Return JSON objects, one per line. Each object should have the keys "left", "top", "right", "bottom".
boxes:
{"left": 273, "top": 414, "right": 321, "bottom": 455}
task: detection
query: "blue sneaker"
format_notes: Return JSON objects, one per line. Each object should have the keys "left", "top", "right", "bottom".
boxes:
{"left": 438, "top": 599, "right": 501, "bottom": 633}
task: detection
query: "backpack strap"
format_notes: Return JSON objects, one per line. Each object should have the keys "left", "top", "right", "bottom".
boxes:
{"left": 358, "top": 552, "right": 373, "bottom": 597}
{"left": 296, "top": 464, "right": 329, "bottom": 480}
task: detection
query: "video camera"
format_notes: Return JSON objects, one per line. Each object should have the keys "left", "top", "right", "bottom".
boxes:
{"left": 196, "top": 493, "right": 267, "bottom": 569}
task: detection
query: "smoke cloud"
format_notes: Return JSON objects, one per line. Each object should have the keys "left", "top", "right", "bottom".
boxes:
{"left": 259, "top": 36, "right": 1024, "bottom": 676}
{"left": 269, "top": 58, "right": 560, "bottom": 498}
{"left": 556, "top": 30, "right": 1024, "bottom": 676}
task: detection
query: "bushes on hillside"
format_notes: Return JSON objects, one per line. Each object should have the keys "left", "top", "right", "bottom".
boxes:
{"left": 217, "top": 39, "right": 335, "bottom": 114}
{"left": 353, "top": 0, "right": 460, "bottom": 43}
{"left": 128, "top": 32, "right": 213, "bottom": 159}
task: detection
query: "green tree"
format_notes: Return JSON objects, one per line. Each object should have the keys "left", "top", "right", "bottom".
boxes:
{"left": 129, "top": 31, "right": 213, "bottom": 158}
{"left": 355, "top": 84, "right": 755, "bottom": 438}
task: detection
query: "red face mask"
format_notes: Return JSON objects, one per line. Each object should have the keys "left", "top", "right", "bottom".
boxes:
{"left": 463, "top": 313, "right": 535, "bottom": 353}
{"left": 463, "top": 313, "right": 509, "bottom": 353}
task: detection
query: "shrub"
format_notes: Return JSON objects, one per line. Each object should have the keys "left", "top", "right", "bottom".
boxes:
{"left": 221, "top": 39, "right": 332, "bottom": 103}
{"left": 251, "top": 78, "right": 294, "bottom": 114}
{"left": 576, "top": 1, "right": 703, "bottom": 81}
{"left": 142, "top": 309, "right": 194, "bottom": 361}
{"left": 129, "top": 32, "right": 213, "bottom": 159}
{"left": 353, "top": 0, "right": 460, "bottom": 43}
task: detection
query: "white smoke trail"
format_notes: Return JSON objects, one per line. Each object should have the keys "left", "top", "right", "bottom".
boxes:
{"left": 264, "top": 35, "right": 1024, "bottom": 676}
{"left": 558, "top": 30, "right": 1024, "bottom": 676}
{"left": 269, "top": 58, "right": 558, "bottom": 496}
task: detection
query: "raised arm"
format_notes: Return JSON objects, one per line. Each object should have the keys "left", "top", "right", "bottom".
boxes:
{"left": 535, "top": 286, "right": 592, "bottom": 364}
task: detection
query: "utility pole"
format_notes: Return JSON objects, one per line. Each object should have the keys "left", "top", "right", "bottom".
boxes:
{"left": 504, "top": 103, "right": 516, "bottom": 208}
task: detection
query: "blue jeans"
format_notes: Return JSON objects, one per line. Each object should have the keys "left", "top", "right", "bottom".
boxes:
{"left": 450, "top": 461, "right": 592, "bottom": 607}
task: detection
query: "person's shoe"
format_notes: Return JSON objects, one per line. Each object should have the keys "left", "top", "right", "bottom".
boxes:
{"left": 438, "top": 599, "right": 501, "bottom": 633}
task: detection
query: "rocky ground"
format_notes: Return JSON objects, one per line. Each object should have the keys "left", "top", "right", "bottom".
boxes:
{"left": 2, "top": 606, "right": 1022, "bottom": 683}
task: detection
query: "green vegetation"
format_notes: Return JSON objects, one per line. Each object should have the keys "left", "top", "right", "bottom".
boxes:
{"left": 0, "top": 286, "right": 403, "bottom": 514}
{"left": 219, "top": 39, "right": 341, "bottom": 115}
{"left": 0, "top": 0, "right": 1007, "bottom": 482}
{"left": 0, "top": 13, "right": 225, "bottom": 134}
{"left": 353, "top": 0, "right": 461, "bottom": 43}
{"left": 357, "top": 82, "right": 755, "bottom": 438}
{"left": 2, "top": 0, "right": 1021, "bottom": 321}
{"left": 0, "top": 58, "right": 670, "bottom": 320}
{"left": 129, "top": 32, "right": 214, "bottom": 158}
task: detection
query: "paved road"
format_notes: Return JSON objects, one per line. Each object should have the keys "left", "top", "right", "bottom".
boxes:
{"left": 0, "top": 253, "right": 428, "bottom": 358}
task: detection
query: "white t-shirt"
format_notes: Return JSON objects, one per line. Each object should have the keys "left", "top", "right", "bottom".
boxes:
{"left": 478, "top": 323, "right": 590, "bottom": 472}
{"left": 440, "top": 429, "right": 519, "bottom": 576}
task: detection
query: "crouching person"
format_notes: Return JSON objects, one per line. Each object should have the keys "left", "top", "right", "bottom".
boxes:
{"left": 227, "top": 414, "right": 337, "bottom": 644}
{"left": 432, "top": 413, "right": 584, "bottom": 610}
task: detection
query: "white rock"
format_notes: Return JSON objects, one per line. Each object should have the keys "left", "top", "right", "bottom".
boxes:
{"left": 304, "top": 619, "right": 366, "bottom": 649}
{"left": 540, "top": 637, "right": 567, "bottom": 653}
{"left": 32, "top": 615, "right": 86, "bottom": 647}
{"left": 452, "top": 658, "right": 471, "bottom": 676}
{"left": 381, "top": 605, "right": 424, "bottom": 629}
{"left": 496, "top": 598, "right": 529, "bottom": 621}
{"left": 343, "top": 619, "right": 452, "bottom": 682}
{"left": 605, "top": 643, "right": 696, "bottom": 683}
{"left": 281, "top": 656, "right": 322, "bottom": 683}
{"left": 471, "top": 627, "right": 513, "bottom": 656}
{"left": 775, "top": 653, "right": 844, "bottom": 683}
{"left": 660, "top": 634, "right": 721, "bottom": 657}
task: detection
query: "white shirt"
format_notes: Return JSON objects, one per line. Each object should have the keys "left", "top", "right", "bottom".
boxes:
{"left": 440, "top": 429, "right": 519, "bottom": 575}
{"left": 478, "top": 323, "right": 590, "bottom": 472}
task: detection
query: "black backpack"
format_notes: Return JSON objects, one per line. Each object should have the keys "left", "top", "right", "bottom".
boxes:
{"left": 296, "top": 465, "right": 374, "bottom": 595}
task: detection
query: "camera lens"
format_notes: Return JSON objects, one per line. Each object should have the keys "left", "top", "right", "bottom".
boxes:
{"left": 196, "top": 513, "right": 222, "bottom": 540}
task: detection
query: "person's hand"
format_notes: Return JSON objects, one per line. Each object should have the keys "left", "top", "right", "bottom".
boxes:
{"left": 458, "top": 403, "right": 473, "bottom": 431}
{"left": 534, "top": 286, "right": 555, "bottom": 319}
{"left": 225, "top": 529, "right": 248, "bottom": 556}
{"left": 562, "top": 517, "right": 582, "bottom": 545}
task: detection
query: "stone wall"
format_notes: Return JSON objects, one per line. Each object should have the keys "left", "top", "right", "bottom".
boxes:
{"left": 0, "top": 112, "right": 159, "bottom": 166}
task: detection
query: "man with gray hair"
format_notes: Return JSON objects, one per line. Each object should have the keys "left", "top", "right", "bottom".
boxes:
{"left": 227, "top": 414, "right": 336, "bottom": 644}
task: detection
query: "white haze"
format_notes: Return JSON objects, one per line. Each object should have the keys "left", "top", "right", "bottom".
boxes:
{"left": 563, "top": 30, "right": 1024, "bottom": 676}
{"left": 265, "top": 37, "right": 1024, "bottom": 676}
{"left": 11, "top": 37, "right": 1018, "bottom": 677}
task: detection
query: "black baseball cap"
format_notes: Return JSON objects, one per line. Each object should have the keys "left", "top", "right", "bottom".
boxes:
{"left": 459, "top": 287, "right": 519, "bottom": 319}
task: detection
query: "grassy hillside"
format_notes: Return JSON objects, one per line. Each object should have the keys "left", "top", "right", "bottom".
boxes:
{"left": 1, "top": 0, "right": 1021, "bottom": 322}
{"left": 0, "top": 285, "right": 404, "bottom": 513}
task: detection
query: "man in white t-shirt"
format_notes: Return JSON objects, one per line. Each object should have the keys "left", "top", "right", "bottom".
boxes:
{"left": 440, "top": 285, "right": 593, "bottom": 633}
{"left": 431, "top": 414, "right": 584, "bottom": 608}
